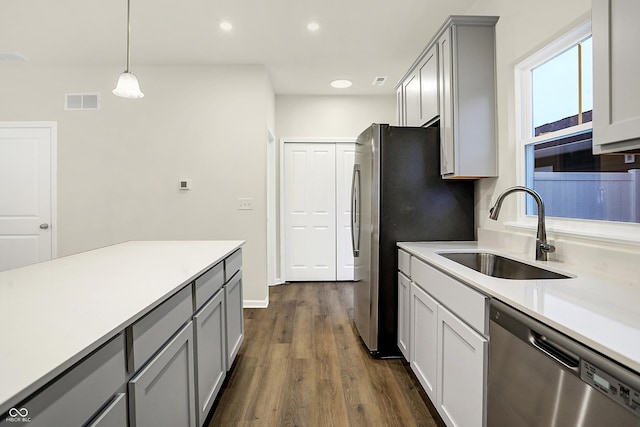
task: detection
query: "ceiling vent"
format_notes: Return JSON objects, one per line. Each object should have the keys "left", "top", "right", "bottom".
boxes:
{"left": 372, "top": 76, "right": 387, "bottom": 86}
{"left": 0, "top": 52, "right": 28, "bottom": 61}
{"left": 65, "top": 93, "right": 101, "bottom": 110}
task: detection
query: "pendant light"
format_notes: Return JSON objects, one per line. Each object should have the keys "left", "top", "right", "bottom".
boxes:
{"left": 113, "top": 0, "right": 144, "bottom": 99}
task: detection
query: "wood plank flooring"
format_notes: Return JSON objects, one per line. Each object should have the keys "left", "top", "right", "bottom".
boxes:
{"left": 208, "top": 282, "right": 444, "bottom": 427}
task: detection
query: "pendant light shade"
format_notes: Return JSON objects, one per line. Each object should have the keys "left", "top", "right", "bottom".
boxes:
{"left": 113, "top": 0, "right": 144, "bottom": 99}
{"left": 113, "top": 71, "right": 144, "bottom": 98}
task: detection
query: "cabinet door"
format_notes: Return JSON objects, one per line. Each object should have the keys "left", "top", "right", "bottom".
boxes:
{"left": 396, "top": 85, "right": 405, "bottom": 126}
{"left": 129, "top": 322, "right": 196, "bottom": 427}
{"left": 419, "top": 44, "right": 439, "bottom": 125}
{"left": 404, "top": 71, "right": 421, "bottom": 126}
{"left": 397, "top": 272, "right": 411, "bottom": 359}
{"left": 225, "top": 272, "right": 244, "bottom": 368}
{"left": 592, "top": 0, "right": 640, "bottom": 154}
{"left": 410, "top": 282, "right": 438, "bottom": 402}
{"left": 438, "top": 28, "right": 454, "bottom": 176}
{"left": 437, "top": 305, "right": 487, "bottom": 427}
{"left": 194, "top": 290, "right": 226, "bottom": 426}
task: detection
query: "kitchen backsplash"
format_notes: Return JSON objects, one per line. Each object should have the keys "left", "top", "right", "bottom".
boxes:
{"left": 478, "top": 228, "right": 640, "bottom": 286}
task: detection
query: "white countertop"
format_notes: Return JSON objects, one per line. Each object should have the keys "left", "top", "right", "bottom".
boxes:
{"left": 398, "top": 241, "right": 640, "bottom": 374}
{"left": 0, "top": 240, "right": 244, "bottom": 414}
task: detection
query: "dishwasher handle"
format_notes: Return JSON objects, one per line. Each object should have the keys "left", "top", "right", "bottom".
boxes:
{"left": 530, "top": 330, "right": 580, "bottom": 372}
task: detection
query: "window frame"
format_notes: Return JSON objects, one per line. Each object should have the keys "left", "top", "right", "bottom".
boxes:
{"left": 513, "top": 18, "right": 640, "bottom": 246}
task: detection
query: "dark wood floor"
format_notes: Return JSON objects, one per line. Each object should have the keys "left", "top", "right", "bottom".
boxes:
{"left": 208, "top": 282, "right": 444, "bottom": 427}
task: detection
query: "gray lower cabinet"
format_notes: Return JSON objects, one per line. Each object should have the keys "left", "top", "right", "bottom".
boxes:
{"left": 224, "top": 271, "right": 244, "bottom": 368}
{"left": 0, "top": 334, "right": 126, "bottom": 427}
{"left": 410, "top": 281, "right": 438, "bottom": 403}
{"left": 129, "top": 322, "right": 197, "bottom": 427}
{"left": 86, "top": 393, "right": 127, "bottom": 427}
{"left": 193, "top": 289, "right": 226, "bottom": 427}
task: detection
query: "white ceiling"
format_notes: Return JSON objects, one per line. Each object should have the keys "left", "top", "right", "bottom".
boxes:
{"left": 1, "top": 0, "right": 480, "bottom": 95}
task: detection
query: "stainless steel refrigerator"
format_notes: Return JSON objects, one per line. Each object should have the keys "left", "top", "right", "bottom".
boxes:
{"left": 350, "top": 124, "right": 475, "bottom": 357}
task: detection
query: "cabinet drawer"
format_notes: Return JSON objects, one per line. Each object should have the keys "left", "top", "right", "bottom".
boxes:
{"left": 225, "top": 249, "right": 242, "bottom": 282}
{"left": 398, "top": 250, "right": 411, "bottom": 277}
{"left": 194, "top": 261, "right": 224, "bottom": 310}
{"left": 130, "top": 285, "right": 192, "bottom": 371}
{"left": 86, "top": 393, "right": 127, "bottom": 427}
{"left": 129, "top": 322, "right": 196, "bottom": 427}
{"left": 411, "top": 257, "right": 488, "bottom": 334}
{"left": 3, "top": 334, "right": 125, "bottom": 427}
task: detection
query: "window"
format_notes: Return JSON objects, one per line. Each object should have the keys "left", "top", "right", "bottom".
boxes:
{"left": 517, "top": 22, "right": 640, "bottom": 227}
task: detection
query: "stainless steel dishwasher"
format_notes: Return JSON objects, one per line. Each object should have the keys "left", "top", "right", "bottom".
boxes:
{"left": 488, "top": 299, "right": 640, "bottom": 426}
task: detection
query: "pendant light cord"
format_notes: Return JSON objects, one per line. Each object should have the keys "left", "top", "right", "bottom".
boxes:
{"left": 126, "top": 0, "right": 131, "bottom": 72}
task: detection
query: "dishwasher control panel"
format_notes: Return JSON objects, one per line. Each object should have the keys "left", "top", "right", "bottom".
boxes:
{"left": 581, "top": 360, "right": 640, "bottom": 417}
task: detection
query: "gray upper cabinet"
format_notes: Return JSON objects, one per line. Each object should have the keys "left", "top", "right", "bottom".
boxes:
{"left": 592, "top": 0, "right": 640, "bottom": 154}
{"left": 397, "top": 15, "right": 499, "bottom": 179}
{"left": 404, "top": 71, "right": 421, "bottom": 127}
{"left": 396, "top": 86, "right": 405, "bottom": 126}
{"left": 398, "top": 45, "right": 439, "bottom": 128}
{"left": 419, "top": 44, "right": 439, "bottom": 126}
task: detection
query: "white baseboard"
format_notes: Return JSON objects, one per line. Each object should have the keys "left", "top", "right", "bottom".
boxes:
{"left": 270, "top": 278, "right": 286, "bottom": 286}
{"left": 243, "top": 297, "right": 269, "bottom": 308}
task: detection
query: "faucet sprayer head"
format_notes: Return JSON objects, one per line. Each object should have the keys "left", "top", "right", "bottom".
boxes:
{"left": 488, "top": 200, "right": 502, "bottom": 220}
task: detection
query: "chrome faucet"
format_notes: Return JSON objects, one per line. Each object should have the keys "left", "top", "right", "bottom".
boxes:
{"left": 489, "top": 186, "right": 555, "bottom": 261}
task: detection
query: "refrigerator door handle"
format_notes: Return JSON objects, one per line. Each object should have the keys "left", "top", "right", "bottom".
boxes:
{"left": 351, "top": 164, "right": 361, "bottom": 257}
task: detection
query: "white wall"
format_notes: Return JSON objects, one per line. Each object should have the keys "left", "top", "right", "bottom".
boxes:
{"left": 464, "top": 0, "right": 591, "bottom": 224}
{"left": 464, "top": 0, "right": 639, "bottom": 277}
{"left": 0, "top": 64, "right": 272, "bottom": 306}
{"left": 276, "top": 95, "right": 396, "bottom": 138}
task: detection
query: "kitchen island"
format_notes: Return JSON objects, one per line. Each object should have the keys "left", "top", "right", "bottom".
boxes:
{"left": 0, "top": 240, "right": 244, "bottom": 426}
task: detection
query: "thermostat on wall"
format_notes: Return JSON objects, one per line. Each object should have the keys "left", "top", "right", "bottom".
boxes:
{"left": 179, "top": 179, "right": 192, "bottom": 190}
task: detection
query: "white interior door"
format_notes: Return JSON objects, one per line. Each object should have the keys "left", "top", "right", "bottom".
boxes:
{"left": 284, "top": 143, "right": 336, "bottom": 281}
{"left": 336, "top": 143, "right": 355, "bottom": 281}
{"left": 0, "top": 123, "right": 56, "bottom": 271}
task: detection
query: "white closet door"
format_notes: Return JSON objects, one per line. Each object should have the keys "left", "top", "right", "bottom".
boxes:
{"left": 336, "top": 143, "right": 355, "bottom": 281}
{"left": 284, "top": 143, "right": 337, "bottom": 281}
{"left": 0, "top": 124, "right": 55, "bottom": 272}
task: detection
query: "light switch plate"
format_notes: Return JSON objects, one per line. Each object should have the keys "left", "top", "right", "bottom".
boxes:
{"left": 237, "top": 198, "right": 253, "bottom": 210}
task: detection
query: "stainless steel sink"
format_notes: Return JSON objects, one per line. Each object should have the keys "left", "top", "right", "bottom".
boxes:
{"left": 438, "top": 252, "right": 572, "bottom": 280}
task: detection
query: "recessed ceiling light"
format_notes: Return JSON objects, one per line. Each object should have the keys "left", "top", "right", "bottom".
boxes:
{"left": 219, "top": 21, "right": 233, "bottom": 31}
{"left": 307, "top": 22, "right": 320, "bottom": 31}
{"left": 330, "top": 79, "right": 352, "bottom": 89}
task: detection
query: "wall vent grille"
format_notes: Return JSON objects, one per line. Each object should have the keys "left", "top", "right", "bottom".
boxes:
{"left": 65, "top": 93, "right": 101, "bottom": 110}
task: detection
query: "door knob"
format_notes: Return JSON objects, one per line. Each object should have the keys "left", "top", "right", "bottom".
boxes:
{"left": 39, "top": 223, "right": 49, "bottom": 230}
